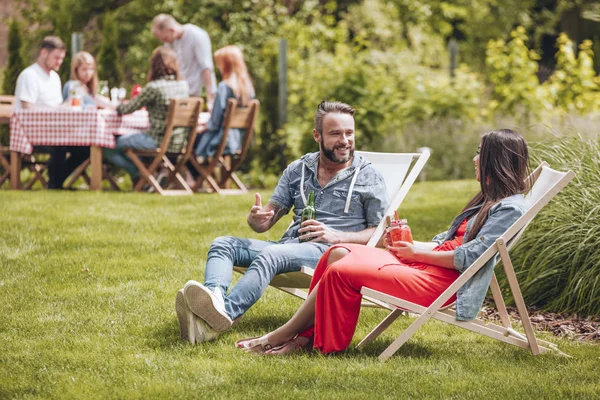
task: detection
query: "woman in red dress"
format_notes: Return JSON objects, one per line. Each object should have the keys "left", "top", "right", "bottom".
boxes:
{"left": 238, "top": 129, "right": 531, "bottom": 355}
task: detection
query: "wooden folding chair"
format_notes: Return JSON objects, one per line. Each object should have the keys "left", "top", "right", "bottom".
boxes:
{"left": 233, "top": 150, "right": 431, "bottom": 308}
{"left": 358, "top": 162, "right": 575, "bottom": 361}
{"left": 0, "top": 95, "right": 14, "bottom": 124}
{"left": 125, "top": 97, "right": 202, "bottom": 195}
{"left": 189, "top": 99, "right": 259, "bottom": 194}
{"left": 1, "top": 96, "right": 49, "bottom": 189}
{"left": 63, "top": 159, "right": 121, "bottom": 191}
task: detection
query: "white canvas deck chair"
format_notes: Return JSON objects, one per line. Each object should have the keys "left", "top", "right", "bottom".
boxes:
{"left": 357, "top": 162, "right": 575, "bottom": 361}
{"left": 233, "top": 149, "right": 430, "bottom": 306}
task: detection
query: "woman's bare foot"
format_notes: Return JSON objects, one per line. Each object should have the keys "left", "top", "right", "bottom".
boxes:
{"left": 264, "top": 336, "right": 312, "bottom": 356}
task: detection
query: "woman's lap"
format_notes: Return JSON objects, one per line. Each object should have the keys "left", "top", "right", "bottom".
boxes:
{"left": 325, "top": 244, "right": 459, "bottom": 308}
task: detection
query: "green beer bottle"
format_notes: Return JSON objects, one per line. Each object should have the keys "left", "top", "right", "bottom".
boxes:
{"left": 300, "top": 191, "right": 316, "bottom": 243}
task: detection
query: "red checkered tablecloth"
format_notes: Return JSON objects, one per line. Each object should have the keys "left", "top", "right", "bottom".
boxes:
{"left": 9, "top": 108, "right": 151, "bottom": 154}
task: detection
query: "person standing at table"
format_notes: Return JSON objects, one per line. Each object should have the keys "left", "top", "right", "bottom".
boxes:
{"left": 151, "top": 14, "right": 217, "bottom": 110}
{"left": 14, "top": 36, "right": 88, "bottom": 189}
{"left": 102, "top": 46, "right": 189, "bottom": 183}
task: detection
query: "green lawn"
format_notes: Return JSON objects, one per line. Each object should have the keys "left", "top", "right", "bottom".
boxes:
{"left": 1, "top": 181, "right": 599, "bottom": 399}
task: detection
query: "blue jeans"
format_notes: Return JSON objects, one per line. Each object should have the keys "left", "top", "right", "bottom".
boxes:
{"left": 103, "top": 133, "right": 157, "bottom": 179}
{"left": 204, "top": 236, "right": 329, "bottom": 320}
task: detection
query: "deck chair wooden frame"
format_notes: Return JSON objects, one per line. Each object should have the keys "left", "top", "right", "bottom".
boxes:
{"left": 357, "top": 162, "right": 575, "bottom": 361}
{"left": 233, "top": 149, "right": 431, "bottom": 308}
{"left": 189, "top": 99, "right": 259, "bottom": 194}
{"left": 125, "top": 97, "right": 203, "bottom": 196}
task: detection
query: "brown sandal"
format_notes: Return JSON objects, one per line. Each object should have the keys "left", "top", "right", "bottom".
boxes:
{"left": 235, "top": 335, "right": 274, "bottom": 353}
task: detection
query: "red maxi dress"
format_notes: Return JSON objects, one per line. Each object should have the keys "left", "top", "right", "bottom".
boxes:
{"left": 299, "top": 219, "right": 468, "bottom": 354}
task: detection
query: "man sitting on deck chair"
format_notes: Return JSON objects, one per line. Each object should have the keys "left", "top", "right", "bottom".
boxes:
{"left": 177, "top": 101, "right": 389, "bottom": 343}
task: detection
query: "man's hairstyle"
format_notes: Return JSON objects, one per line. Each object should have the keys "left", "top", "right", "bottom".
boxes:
{"left": 314, "top": 101, "right": 355, "bottom": 133}
{"left": 40, "top": 36, "right": 66, "bottom": 52}
{"left": 152, "top": 14, "right": 178, "bottom": 31}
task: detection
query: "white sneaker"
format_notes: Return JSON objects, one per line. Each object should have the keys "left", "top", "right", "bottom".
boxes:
{"left": 175, "top": 289, "right": 196, "bottom": 344}
{"left": 184, "top": 280, "right": 233, "bottom": 332}
{"left": 193, "top": 315, "right": 219, "bottom": 343}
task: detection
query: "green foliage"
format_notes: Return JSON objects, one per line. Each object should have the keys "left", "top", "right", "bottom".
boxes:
{"left": 508, "top": 137, "right": 600, "bottom": 316}
{"left": 485, "top": 27, "right": 550, "bottom": 120}
{"left": 1, "top": 19, "right": 26, "bottom": 146}
{"left": 97, "top": 12, "right": 124, "bottom": 88}
{"left": 2, "top": 20, "right": 26, "bottom": 96}
{"left": 548, "top": 35, "right": 600, "bottom": 113}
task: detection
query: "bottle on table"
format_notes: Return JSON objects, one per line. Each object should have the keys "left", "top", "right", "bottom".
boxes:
{"left": 99, "top": 80, "right": 109, "bottom": 98}
{"left": 388, "top": 218, "right": 413, "bottom": 245}
{"left": 300, "top": 191, "right": 316, "bottom": 243}
{"left": 69, "top": 82, "right": 82, "bottom": 109}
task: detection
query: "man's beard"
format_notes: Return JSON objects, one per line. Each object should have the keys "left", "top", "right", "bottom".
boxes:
{"left": 321, "top": 138, "right": 354, "bottom": 164}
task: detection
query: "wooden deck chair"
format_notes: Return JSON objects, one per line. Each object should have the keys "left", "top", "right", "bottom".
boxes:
{"left": 126, "top": 97, "right": 202, "bottom": 195}
{"left": 357, "top": 162, "right": 575, "bottom": 361}
{"left": 189, "top": 99, "right": 259, "bottom": 194}
{"left": 233, "top": 149, "right": 431, "bottom": 307}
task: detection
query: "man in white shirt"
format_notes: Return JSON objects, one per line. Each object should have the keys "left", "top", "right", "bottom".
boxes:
{"left": 15, "top": 36, "right": 88, "bottom": 189}
{"left": 151, "top": 14, "right": 217, "bottom": 110}
{"left": 15, "top": 36, "right": 65, "bottom": 109}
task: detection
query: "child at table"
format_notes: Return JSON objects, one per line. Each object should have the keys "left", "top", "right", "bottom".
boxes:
{"left": 102, "top": 46, "right": 189, "bottom": 182}
{"left": 62, "top": 51, "right": 112, "bottom": 109}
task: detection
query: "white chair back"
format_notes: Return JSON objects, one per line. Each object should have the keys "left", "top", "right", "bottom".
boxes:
{"left": 356, "top": 150, "right": 430, "bottom": 247}
{"left": 355, "top": 151, "right": 416, "bottom": 201}
{"left": 524, "top": 165, "right": 570, "bottom": 209}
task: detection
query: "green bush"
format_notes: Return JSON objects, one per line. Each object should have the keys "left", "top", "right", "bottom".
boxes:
{"left": 485, "top": 27, "right": 550, "bottom": 120}
{"left": 506, "top": 137, "right": 600, "bottom": 316}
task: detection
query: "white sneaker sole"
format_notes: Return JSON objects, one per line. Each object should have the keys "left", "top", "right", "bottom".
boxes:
{"left": 184, "top": 282, "right": 232, "bottom": 332}
{"left": 176, "top": 289, "right": 195, "bottom": 344}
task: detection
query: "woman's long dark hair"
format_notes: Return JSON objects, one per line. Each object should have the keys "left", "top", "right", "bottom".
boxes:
{"left": 463, "top": 129, "right": 531, "bottom": 241}
{"left": 147, "top": 46, "right": 182, "bottom": 82}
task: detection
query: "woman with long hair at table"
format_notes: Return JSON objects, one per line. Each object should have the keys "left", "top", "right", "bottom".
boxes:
{"left": 193, "top": 45, "right": 255, "bottom": 159}
{"left": 237, "top": 129, "right": 531, "bottom": 355}
{"left": 102, "top": 46, "right": 189, "bottom": 183}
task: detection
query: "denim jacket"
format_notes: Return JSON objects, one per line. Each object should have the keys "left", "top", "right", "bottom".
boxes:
{"left": 431, "top": 194, "right": 526, "bottom": 320}
{"left": 270, "top": 152, "right": 389, "bottom": 243}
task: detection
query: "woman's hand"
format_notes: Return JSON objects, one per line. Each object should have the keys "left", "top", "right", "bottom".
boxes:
{"left": 387, "top": 241, "right": 421, "bottom": 263}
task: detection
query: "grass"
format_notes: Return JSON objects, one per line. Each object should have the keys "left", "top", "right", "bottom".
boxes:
{"left": 1, "top": 181, "right": 599, "bottom": 399}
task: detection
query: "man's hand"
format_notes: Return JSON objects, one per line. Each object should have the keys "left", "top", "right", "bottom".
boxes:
{"left": 387, "top": 241, "right": 421, "bottom": 263}
{"left": 247, "top": 193, "right": 275, "bottom": 232}
{"left": 298, "top": 220, "right": 342, "bottom": 245}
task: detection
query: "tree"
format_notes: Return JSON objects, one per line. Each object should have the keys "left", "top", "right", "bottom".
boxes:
{"left": 97, "top": 12, "right": 124, "bottom": 87}
{"left": 2, "top": 20, "right": 26, "bottom": 95}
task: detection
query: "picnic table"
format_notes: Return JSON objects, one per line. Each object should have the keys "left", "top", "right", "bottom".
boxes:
{"left": 9, "top": 107, "right": 209, "bottom": 191}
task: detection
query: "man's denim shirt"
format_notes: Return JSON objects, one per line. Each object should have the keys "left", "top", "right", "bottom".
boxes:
{"left": 432, "top": 194, "right": 526, "bottom": 320}
{"left": 269, "top": 152, "right": 388, "bottom": 243}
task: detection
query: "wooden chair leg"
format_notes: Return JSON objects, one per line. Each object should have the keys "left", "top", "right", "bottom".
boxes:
{"left": 103, "top": 166, "right": 121, "bottom": 191}
{"left": 0, "top": 170, "right": 9, "bottom": 187}
{"left": 189, "top": 157, "right": 221, "bottom": 193}
{"left": 357, "top": 308, "right": 404, "bottom": 349}
{"left": 162, "top": 156, "right": 192, "bottom": 194}
{"left": 127, "top": 152, "right": 164, "bottom": 194}
{"left": 498, "top": 240, "right": 541, "bottom": 355}
{"left": 64, "top": 159, "right": 91, "bottom": 189}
